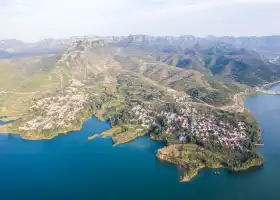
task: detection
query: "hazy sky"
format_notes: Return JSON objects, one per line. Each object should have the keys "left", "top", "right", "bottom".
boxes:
{"left": 1, "top": 0, "right": 280, "bottom": 42}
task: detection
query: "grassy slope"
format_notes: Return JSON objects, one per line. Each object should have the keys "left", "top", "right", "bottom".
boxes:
{"left": 0, "top": 55, "right": 61, "bottom": 119}
{"left": 129, "top": 40, "right": 280, "bottom": 91}
{"left": 116, "top": 45, "right": 246, "bottom": 106}
{"left": 205, "top": 55, "right": 280, "bottom": 86}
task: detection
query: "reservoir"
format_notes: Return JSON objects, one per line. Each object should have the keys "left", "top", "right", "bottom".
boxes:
{"left": 1, "top": 85, "right": 280, "bottom": 200}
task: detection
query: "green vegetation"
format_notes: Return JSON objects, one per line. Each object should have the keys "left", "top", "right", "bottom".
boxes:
{"left": 157, "top": 143, "right": 263, "bottom": 182}
{"left": 112, "top": 125, "right": 147, "bottom": 146}
{"left": 157, "top": 144, "right": 224, "bottom": 181}
{"left": 101, "top": 127, "right": 122, "bottom": 138}
{"left": 0, "top": 55, "right": 61, "bottom": 118}
{"left": 186, "top": 74, "right": 246, "bottom": 106}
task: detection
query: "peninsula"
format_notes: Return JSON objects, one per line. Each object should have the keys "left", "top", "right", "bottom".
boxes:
{"left": 88, "top": 134, "right": 99, "bottom": 141}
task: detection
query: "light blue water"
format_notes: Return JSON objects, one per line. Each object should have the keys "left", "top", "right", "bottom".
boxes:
{"left": 0, "top": 86, "right": 280, "bottom": 200}
{"left": 0, "top": 119, "right": 15, "bottom": 126}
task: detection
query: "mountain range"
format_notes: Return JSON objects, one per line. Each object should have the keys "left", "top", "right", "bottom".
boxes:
{"left": 1, "top": 35, "right": 280, "bottom": 85}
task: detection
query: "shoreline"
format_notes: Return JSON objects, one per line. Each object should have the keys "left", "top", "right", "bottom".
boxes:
{"left": 0, "top": 117, "right": 20, "bottom": 123}
{"left": 156, "top": 149, "right": 224, "bottom": 182}
{"left": 6, "top": 107, "right": 113, "bottom": 141}
{"left": 113, "top": 131, "right": 148, "bottom": 147}
{"left": 18, "top": 127, "right": 83, "bottom": 141}
{"left": 1, "top": 81, "right": 277, "bottom": 183}
{"left": 7, "top": 115, "right": 96, "bottom": 141}
{"left": 157, "top": 146, "right": 263, "bottom": 182}
{"left": 180, "top": 164, "right": 224, "bottom": 182}
{"left": 261, "top": 80, "right": 280, "bottom": 90}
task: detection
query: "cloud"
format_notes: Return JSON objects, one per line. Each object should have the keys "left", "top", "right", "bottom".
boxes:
{"left": 0, "top": 0, "right": 280, "bottom": 41}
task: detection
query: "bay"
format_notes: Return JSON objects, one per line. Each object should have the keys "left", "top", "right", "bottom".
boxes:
{"left": 0, "top": 85, "right": 280, "bottom": 200}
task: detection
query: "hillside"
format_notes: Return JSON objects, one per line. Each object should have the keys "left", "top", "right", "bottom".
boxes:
{"left": 3, "top": 34, "right": 280, "bottom": 119}
{"left": 0, "top": 54, "right": 61, "bottom": 118}
{"left": 2, "top": 35, "right": 280, "bottom": 87}
{"left": 115, "top": 35, "right": 280, "bottom": 87}
{"left": 0, "top": 39, "right": 244, "bottom": 136}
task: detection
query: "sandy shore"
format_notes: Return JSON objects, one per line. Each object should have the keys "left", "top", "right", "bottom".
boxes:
{"left": 88, "top": 134, "right": 99, "bottom": 141}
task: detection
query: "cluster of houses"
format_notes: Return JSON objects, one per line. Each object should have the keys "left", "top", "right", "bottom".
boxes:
{"left": 188, "top": 114, "right": 247, "bottom": 150}
{"left": 173, "top": 94, "right": 248, "bottom": 150}
{"left": 131, "top": 105, "right": 154, "bottom": 128}
{"left": 19, "top": 81, "right": 89, "bottom": 131}
{"left": 130, "top": 92, "right": 249, "bottom": 150}
{"left": 158, "top": 111, "right": 189, "bottom": 134}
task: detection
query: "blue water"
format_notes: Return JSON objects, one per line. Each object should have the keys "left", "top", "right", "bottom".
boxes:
{"left": 0, "top": 86, "right": 280, "bottom": 200}
{"left": 0, "top": 119, "right": 15, "bottom": 126}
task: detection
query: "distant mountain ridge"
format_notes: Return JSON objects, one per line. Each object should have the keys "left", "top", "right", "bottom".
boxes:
{"left": 111, "top": 35, "right": 280, "bottom": 87}
{"left": 2, "top": 34, "right": 280, "bottom": 55}
{"left": 1, "top": 34, "right": 280, "bottom": 87}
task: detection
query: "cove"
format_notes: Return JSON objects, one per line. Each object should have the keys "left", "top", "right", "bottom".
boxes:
{"left": 1, "top": 85, "right": 280, "bottom": 200}
{"left": 0, "top": 119, "right": 15, "bottom": 126}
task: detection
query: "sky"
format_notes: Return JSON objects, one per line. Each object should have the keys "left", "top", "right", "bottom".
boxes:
{"left": 1, "top": 0, "right": 280, "bottom": 42}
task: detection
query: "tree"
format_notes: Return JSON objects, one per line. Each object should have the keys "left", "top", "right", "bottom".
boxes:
{"left": 187, "top": 88, "right": 199, "bottom": 98}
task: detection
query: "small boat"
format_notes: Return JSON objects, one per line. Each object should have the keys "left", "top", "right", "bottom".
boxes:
{"left": 214, "top": 171, "right": 221, "bottom": 175}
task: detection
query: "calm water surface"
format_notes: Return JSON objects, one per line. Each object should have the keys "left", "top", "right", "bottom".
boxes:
{"left": 0, "top": 119, "right": 15, "bottom": 126}
{"left": 1, "top": 85, "right": 280, "bottom": 200}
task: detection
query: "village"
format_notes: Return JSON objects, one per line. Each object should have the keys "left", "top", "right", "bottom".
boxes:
{"left": 18, "top": 79, "right": 90, "bottom": 132}
{"left": 130, "top": 94, "right": 248, "bottom": 151}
